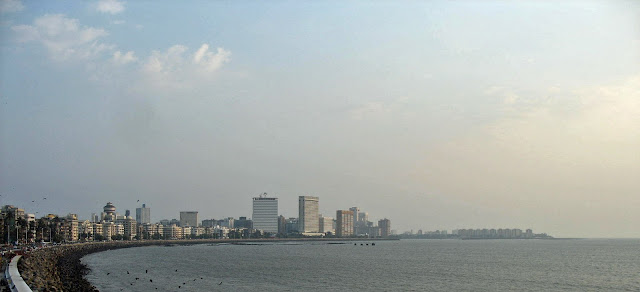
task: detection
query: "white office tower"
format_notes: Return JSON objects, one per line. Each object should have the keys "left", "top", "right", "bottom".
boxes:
{"left": 252, "top": 193, "right": 279, "bottom": 233}
{"left": 136, "top": 204, "right": 151, "bottom": 224}
{"left": 298, "top": 196, "right": 319, "bottom": 233}
{"left": 180, "top": 211, "right": 199, "bottom": 227}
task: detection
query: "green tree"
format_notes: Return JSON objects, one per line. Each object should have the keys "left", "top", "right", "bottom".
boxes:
{"left": 53, "top": 234, "right": 64, "bottom": 243}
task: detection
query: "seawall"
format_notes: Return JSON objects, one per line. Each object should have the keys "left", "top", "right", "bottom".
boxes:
{"left": 18, "top": 238, "right": 396, "bottom": 291}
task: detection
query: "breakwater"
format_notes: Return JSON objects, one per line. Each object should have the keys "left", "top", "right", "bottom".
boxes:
{"left": 17, "top": 238, "right": 396, "bottom": 291}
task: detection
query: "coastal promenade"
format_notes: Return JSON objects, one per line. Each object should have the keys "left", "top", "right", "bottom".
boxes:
{"left": 15, "top": 237, "right": 396, "bottom": 291}
{"left": 6, "top": 256, "right": 32, "bottom": 292}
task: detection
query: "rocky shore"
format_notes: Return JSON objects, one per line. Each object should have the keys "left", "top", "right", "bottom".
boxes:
{"left": 18, "top": 241, "right": 158, "bottom": 292}
{"left": 17, "top": 239, "right": 223, "bottom": 291}
{"left": 15, "top": 238, "right": 396, "bottom": 291}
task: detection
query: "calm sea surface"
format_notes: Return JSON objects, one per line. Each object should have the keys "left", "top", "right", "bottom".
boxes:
{"left": 82, "top": 239, "right": 640, "bottom": 291}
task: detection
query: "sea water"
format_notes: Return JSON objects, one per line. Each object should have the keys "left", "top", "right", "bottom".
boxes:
{"left": 82, "top": 239, "right": 640, "bottom": 291}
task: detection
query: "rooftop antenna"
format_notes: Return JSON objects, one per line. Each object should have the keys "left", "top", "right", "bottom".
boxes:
{"left": 259, "top": 192, "right": 267, "bottom": 198}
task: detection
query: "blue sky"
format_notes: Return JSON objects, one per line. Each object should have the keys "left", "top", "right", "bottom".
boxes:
{"left": 1, "top": 0, "right": 639, "bottom": 237}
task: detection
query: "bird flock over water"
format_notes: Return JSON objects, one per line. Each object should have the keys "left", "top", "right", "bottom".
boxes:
{"left": 105, "top": 268, "right": 223, "bottom": 291}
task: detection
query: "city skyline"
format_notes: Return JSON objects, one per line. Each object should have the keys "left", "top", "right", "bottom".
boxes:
{"left": 0, "top": 192, "right": 397, "bottom": 243}
{"left": 1, "top": 1, "right": 639, "bottom": 238}
{"left": 5, "top": 200, "right": 555, "bottom": 241}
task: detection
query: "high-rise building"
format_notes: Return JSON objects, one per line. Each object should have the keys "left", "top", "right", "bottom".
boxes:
{"left": 180, "top": 211, "right": 199, "bottom": 227}
{"left": 355, "top": 211, "right": 370, "bottom": 236}
{"left": 378, "top": 218, "right": 391, "bottom": 237}
{"left": 217, "top": 217, "right": 234, "bottom": 229}
{"left": 278, "top": 215, "right": 286, "bottom": 234}
{"left": 336, "top": 210, "right": 354, "bottom": 237}
{"left": 318, "top": 215, "right": 334, "bottom": 234}
{"left": 252, "top": 193, "right": 278, "bottom": 233}
{"left": 121, "top": 217, "right": 137, "bottom": 240}
{"left": 235, "top": 217, "right": 253, "bottom": 229}
{"left": 103, "top": 202, "right": 116, "bottom": 221}
{"left": 349, "top": 207, "right": 360, "bottom": 235}
{"left": 525, "top": 229, "right": 533, "bottom": 238}
{"left": 201, "top": 219, "right": 217, "bottom": 228}
{"left": 136, "top": 204, "right": 151, "bottom": 224}
{"left": 285, "top": 217, "right": 299, "bottom": 233}
{"left": 298, "top": 196, "right": 319, "bottom": 233}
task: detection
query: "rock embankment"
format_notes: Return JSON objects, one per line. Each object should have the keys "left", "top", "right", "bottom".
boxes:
{"left": 18, "top": 241, "right": 166, "bottom": 292}
{"left": 17, "top": 239, "right": 241, "bottom": 291}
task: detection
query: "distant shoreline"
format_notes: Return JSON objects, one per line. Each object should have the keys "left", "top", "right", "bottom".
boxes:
{"left": 18, "top": 237, "right": 397, "bottom": 291}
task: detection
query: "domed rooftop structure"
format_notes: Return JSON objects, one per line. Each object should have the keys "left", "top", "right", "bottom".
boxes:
{"left": 103, "top": 202, "right": 116, "bottom": 215}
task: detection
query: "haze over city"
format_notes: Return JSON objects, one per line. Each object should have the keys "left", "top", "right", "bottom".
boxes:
{"left": 1, "top": 0, "right": 639, "bottom": 238}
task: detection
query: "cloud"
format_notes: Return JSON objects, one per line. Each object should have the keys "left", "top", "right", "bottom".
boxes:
{"left": 12, "top": 14, "right": 110, "bottom": 61}
{"left": 97, "top": 0, "right": 124, "bottom": 14}
{"left": 140, "top": 43, "right": 231, "bottom": 90}
{"left": 0, "top": 0, "right": 24, "bottom": 13}
{"left": 193, "top": 44, "right": 231, "bottom": 72}
{"left": 11, "top": 14, "right": 232, "bottom": 92}
{"left": 112, "top": 50, "right": 137, "bottom": 64}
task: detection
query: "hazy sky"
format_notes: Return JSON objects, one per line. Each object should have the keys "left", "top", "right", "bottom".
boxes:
{"left": 1, "top": 0, "right": 639, "bottom": 237}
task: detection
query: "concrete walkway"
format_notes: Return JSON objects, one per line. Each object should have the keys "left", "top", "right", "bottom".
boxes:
{"left": 6, "top": 256, "right": 32, "bottom": 292}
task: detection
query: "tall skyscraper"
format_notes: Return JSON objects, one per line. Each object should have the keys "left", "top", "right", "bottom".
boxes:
{"left": 180, "top": 211, "right": 199, "bottom": 227}
{"left": 349, "top": 207, "right": 360, "bottom": 235}
{"left": 378, "top": 218, "right": 391, "bottom": 237}
{"left": 336, "top": 210, "right": 354, "bottom": 237}
{"left": 298, "top": 196, "right": 319, "bottom": 233}
{"left": 136, "top": 204, "right": 151, "bottom": 224}
{"left": 355, "top": 211, "right": 369, "bottom": 236}
{"left": 318, "top": 215, "right": 334, "bottom": 234}
{"left": 278, "top": 215, "right": 286, "bottom": 234}
{"left": 252, "top": 193, "right": 278, "bottom": 233}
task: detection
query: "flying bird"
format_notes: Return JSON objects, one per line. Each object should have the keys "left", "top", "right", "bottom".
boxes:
{"left": 218, "top": 282, "right": 223, "bottom": 285}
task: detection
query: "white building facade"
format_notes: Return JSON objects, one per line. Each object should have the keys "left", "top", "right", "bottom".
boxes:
{"left": 298, "top": 196, "right": 319, "bottom": 233}
{"left": 252, "top": 194, "right": 279, "bottom": 233}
